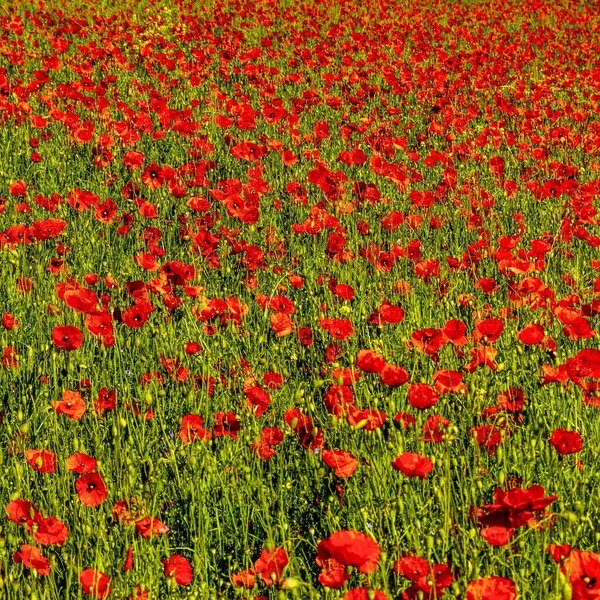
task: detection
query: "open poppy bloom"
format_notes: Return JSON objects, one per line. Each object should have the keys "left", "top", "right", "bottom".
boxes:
{"left": 317, "top": 530, "right": 380, "bottom": 574}
{"left": 76, "top": 472, "right": 108, "bottom": 507}
{"left": 322, "top": 449, "right": 359, "bottom": 478}
{"left": 52, "top": 325, "right": 84, "bottom": 350}
{"left": 80, "top": 569, "right": 111, "bottom": 598}
{"left": 13, "top": 544, "right": 50, "bottom": 576}
{"left": 25, "top": 449, "right": 57, "bottom": 473}
{"left": 391, "top": 452, "right": 434, "bottom": 479}
{"left": 466, "top": 576, "right": 517, "bottom": 600}
{"left": 163, "top": 554, "right": 193, "bottom": 586}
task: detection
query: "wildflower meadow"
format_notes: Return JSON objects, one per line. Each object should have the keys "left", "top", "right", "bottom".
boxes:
{"left": 1, "top": 0, "right": 600, "bottom": 598}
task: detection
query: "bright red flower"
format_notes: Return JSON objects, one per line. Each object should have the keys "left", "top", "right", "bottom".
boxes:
{"left": 6, "top": 499, "right": 38, "bottom": 530}
{"left": 518, "top": 323, "right": 545, "bottom": 345}
{"left": 433, "top": 370, "right": 466, "bottom": 394}
{"left": 270, "top": 312, "right": 294, "bottom": 336}
{"left": 480, "top": 526, "right": 514, "bottom": 547}
{"left": 470, "top": 426, "right": 503, "bottom": 454}
{"left": 407, "top": 383, "right": 439, "bottom": 410}
{"left": 322, "top": 450, "right": 359, "bottom": 478}
{"left": 343, "top": 588, "right": 388, "bottom": 600}
{"left": 380, "top": 364, "right": 409, "bottom": 387}
{"left": 135, "top": 516, "right": 170, "bottom": 538}
{"left": 356, "top": 349, "right": 386, "bottom": 374}
{"left": 391, "top": 452, "right": 434, "bottom": 479}
{"left": 317, "top": 556, "right": 349, "bottom": 589}
{"left": 53, "top": 390, "right": 86, "bottom": 420}
{"left": 163, "top": 554, "right": 193, "bottom": 586}
{"left": 562, "top": 550, "right": 600, "bottom": 600}
{"left": 546, "top": 543, "right": 572, "bottom": 564}
{"left": 317, "top": 530, "right": 380, "bottom": 574}
{"left": 179, "top": 414, "right": 212, "bottom": 443}
{"left": 423, "top": 415, "right": 450, "bottom": 443}
{"left": 76, "top": 473, "right": 108, "bottom": 507}
{"left": 550, "top": 429, "right": 583, "bottom": 455}
{"left": 298, "top": 327, "right": 313, "bottom": 346}
{"left": 231, "top": 569, "right": 256, "bottom": 588}
{"left": 245, "top": 386, "right": 271, "bottom": 417}
{"left": 2, "top": 312, "right": 18, "bottom": 330}
{"left": 319, "top": 317, "right": 355, "bottom": 341}
{"left": 13, "top": 544, "right": 50, "bottom": 576}
{"left": 254, "top": 546, "right": 288, "bottom": 586}
{"left": 9, "top": 179, "right": 27, "bottom": 197}
{"left": 52, "top": 325, "right": 84, "bottom": 351}
{"left": 466, "top": 576, "right": 517, "bottom": 600}
{"left": 122, "top": 300, "right": 153, "bottom": 328}
{"left": 34, "top": 514, "right": 69, "bottom": 546}
{"left": 25, "top": 449, "right": 57, "bottom": 473}
{"left": 80, "top": 569, "right": 111, "bottom": 598}
{"left": 394, "top": 555, "right": 430, "bottom": 580}
{"left": 473, "top": 317, "right": 504, "bottom": 344}
{"left": 442, "top": 319, "right": 468, "bottom": 346}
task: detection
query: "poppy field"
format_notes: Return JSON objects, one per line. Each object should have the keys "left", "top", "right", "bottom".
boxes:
{"left": 2, "top": 0, "right": 600, "bottom": 597}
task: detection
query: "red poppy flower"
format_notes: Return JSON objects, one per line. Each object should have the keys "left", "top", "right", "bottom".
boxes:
{"left": 245, "top": 386, "right": 271, "bottom": 417}
{"left": 263, "top": 371, "right": 284, "bottom": 389}
{"left": 518, "top": 323, "right": 544, "bottom": 345}
{"left": 6, "top": 499, "right": 38, "bottom": 530}
{"left": 52, "top": 325, "right": 84, "bottom": 351}
{"left": 213, "top": 411, "right": 240, "bottom": 439}
{"left": 394, "top": 555, "right": 430, "bottom": 580}
{"left": 135, "top": 516, "right": 170, "bottom": 538}
{"left": 480, "top": 526, "right": 514, "bottom": 547}
{"left": 407, "top": 383, "right": 439, "bottom": 410}
{"left": 185, "top": 341, "right": 201, "bottom": 355}
{"left": 34, "top": 514, "right": 69, "bottom": 546}
{"left": 391, "top": 452, "right": 433, "bottom": 479}
{"left": 317, "top": 530, "right": 380, "bottom": 574}
{"left": 179, "top": 415, "right": 212, "bottom": 443}
{"left": 380, "top": 364, "right": 409, "bottom": 387}
{"left": 319, "top": 317, "right": 355, "bottom": 341}
{"left": 442, "top": 319, "right": 468, "bottom": 346}
{"left": 13, "top": 544, "right": 50, "bottom": 576}
{"left": 466, "top": 576, "right": 517, "bottom": 600}
{"left": 59, "top": 283, "right": 98, "bottom": 314}
{"left": 546, "top": 543, "right": 572, "bottom": 564}
{"left": 410, "top": 328, "right": 445, "bottom": 355}
{"left": 270, "top": 312, "right": 295, "bottom": 336}
{"left": 2, "top": 312, "right": 18, "bottom": 330}
{"left": 423, "top": 415, "right": 451, "bottom": 443}
{"left": 163, "top": 554, "right": 193, "bottom": 586}
{"left": 80, "top": 569, "right": 111, "bottom": 598}
{"left": 322, "top": 450, "right": 359, "bottom": 478}
{"left": 231, "top": 569, "right": 256, "bottom": 588}
{"left": 342, "top": 589, "right": 388, "bottom": 600}
{"left": 254, "top": 546, "right": 289, "bottom": 586}
{"left": 53, "top": 390, "right": 86, "bottom": 420}
{"left": 316, "top": 556, "right": 349, "bottom": 589}
{"left": 25, "top": 449, "right": 57, "bottom": 473}
{"left": 122, "top": 300, "right": 153, "bottom": 328}
{"left": 473, "top": 318, "right": 504, "bottom": 344}
{"left": 433, "top": 370, "right": 466, "bottom": 394}
{"left": 394, "top": 412, "right": 416, "bottom": 430}
{"left": 470, "top": 426, "right": 503, "bottom": 454}
{"left": 370, "top": 301, "right": 404, "bottom": 325}
{"left": 356, "top": 349, "right": 386, "bottom": 374}
{"left": 549, "top": 429, "right": 583, "bottom": 455}
{"left": 76, "top": 473, "right": 108, "bottom": 507}
{"left": 562, "top": 550, "right": 600, "bottom": 600}
{"left": 123, "top": 547, "right": 133, "bottom": 572}
{"left": 298, "top": 327, "right": 313, "bottom": 346}
{"left": 345, "top": 405, "right": 386, "bottom": 430}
